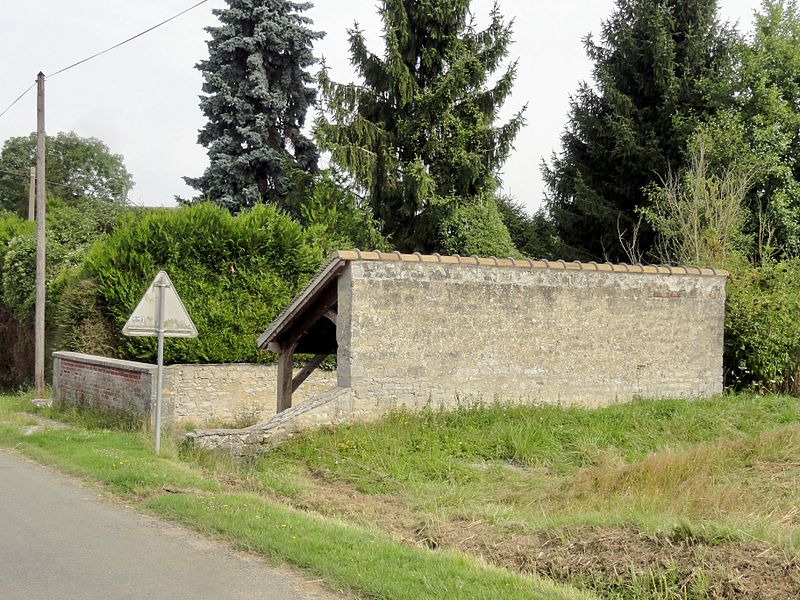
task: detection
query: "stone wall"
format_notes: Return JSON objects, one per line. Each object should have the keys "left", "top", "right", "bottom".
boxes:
{"left": 339, "top": 260, "right": 726, "bottom": 410}
{"left": 52, "top": 352, "right": 337, "bottom": 427}
{"left": 164, "top": 363, "right": 336, "bottom": 426}
{"left": 189, "top": 258, "right": 727, "bottom": 455}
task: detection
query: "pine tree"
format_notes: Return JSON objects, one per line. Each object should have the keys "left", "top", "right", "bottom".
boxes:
{"left": 186, "top": 0, "right": 322, "bottom": 211}
{"left": 316, "top": 0, "right": 525, "bottom": 253}
{"left": 542, "top": 0, "right": 737, "bottom": 261}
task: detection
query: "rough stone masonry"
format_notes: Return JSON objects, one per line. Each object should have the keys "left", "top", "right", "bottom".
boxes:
{"left": 187, "top": 252, "right": 727, "bottom": 454}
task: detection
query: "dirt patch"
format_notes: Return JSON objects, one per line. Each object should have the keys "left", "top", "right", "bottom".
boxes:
{"left": 435, "top": 524, "right": 800, "bottom": 599}
{"left": 280, "top": 476, "right": 800, "bottom": 599}
{"left": 21, "top": 412, "right": 72, "bottom": 436}
{"left": 293, "top": 478, "right": 423, "bottom": 542}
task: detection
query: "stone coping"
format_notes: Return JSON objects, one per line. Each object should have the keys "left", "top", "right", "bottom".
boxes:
{"left": 53, "top": 351, "right": 156, "bottom": 373}
{"left": 334, "top": 250, "right": 729, "bottom": 277}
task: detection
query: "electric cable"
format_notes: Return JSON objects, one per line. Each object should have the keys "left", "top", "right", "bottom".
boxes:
{"left": 0, "top": 82, "right": 36, "bottom": 120}
{"left": 0, "top": 0, "right": 211, "bottom": 121}
{"left": 47, "top": 0, "right": 210, "bottom": 79}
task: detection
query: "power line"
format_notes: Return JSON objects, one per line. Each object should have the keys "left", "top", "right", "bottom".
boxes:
{"left": 0, "top": 167, "right": 74, "bottom": 189}
{"left": 0, "top": 81, "right": 36, "bottom": 120}
{"left": 0, "top": 0, "right": 211, "bottom": 121}
{"left": 47, "top": 0, "right": 210, "bottom": 79}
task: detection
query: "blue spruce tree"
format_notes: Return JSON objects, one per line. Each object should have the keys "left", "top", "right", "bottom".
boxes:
{"left": 186, "top": 0, "right": 322, "bottom": 211}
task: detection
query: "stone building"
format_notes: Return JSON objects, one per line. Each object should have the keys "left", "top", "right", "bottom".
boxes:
{"left": 188, "top": 250, "right": 727, "bottom": 453}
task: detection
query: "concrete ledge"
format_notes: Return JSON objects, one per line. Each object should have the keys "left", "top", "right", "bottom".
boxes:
{"left": 186, "top": 387, "right": 354, "bottom": 455}
{"left": 53, "top": 351, "right": 156, "bottom": 373}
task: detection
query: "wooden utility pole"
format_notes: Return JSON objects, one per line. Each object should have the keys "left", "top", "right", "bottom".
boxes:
{"left": 34, "top": 72, "right": 46, "bottom": 396}
{"left": 27, "top": 167, "right": 35, "bottom": 221}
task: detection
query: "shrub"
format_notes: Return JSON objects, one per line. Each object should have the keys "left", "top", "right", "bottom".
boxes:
{"left": 61, "top": 203, "right": 325, "bottom": 364}
{"left": 436, "top": 197, "right": 518, "bottom": 258}
{"left": 0, "top": 199, "right": 121, "bottom": 322}
{"left": 725, "top": 259, "right": 800, "bottom": 392}
{"left": 284, "top": 169, "right": 389, "bottom": 252}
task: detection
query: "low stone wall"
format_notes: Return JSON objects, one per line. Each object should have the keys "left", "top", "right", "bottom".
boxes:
{"left": 164, "top": 363, "right": 337, "bottom": 426}
{"left": 52, "top": 352, "right": 337, "bottom": 427}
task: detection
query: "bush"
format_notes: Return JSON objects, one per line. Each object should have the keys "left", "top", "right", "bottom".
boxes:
{"left": 725, "top": 259, "right": 800, "bottom": 392}
{"left": 0, "top": 198, "right": 122, "bottom": 322}
{"left": 436, "top": 197, "right": 518, "bottom": 257}
{"left": 61, "top": 202, "right": 325, "bottom": 364}
{"left": 284, "top": 169, "right": 389, "bottom": 252}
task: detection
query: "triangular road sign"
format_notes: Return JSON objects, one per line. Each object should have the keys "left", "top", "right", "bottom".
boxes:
{"left": 123, "top": 271, "right": 198, "bottom": 338}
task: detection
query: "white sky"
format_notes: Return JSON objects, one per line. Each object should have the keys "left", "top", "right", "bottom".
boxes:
{"left": 0, "top": 0, "right": 762, "bottom": 213}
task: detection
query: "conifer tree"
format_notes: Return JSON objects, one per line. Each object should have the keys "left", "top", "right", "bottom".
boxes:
{"left": 316, "top": 0, "right": 525, "bottom": 253}
{"left": 186, "top": 0, "right": 322, "bottom": 211}
{"left": 543, "top": 0, "right": 737, "bottom": 261}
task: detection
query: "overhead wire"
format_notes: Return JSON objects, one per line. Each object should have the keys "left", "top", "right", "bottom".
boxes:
{"left": 0, "top": 81, "right": 37, "bottom": 120}
{"left": 0, "top": 0, "right": 211, "bottom": 121}
{"left": 46, "top": 0, "right": 210, "bottom": 80}
{"left": 0, "top": 167, "right": 77, "bottom": 189}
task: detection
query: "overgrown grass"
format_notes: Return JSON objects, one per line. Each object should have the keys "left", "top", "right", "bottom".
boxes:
{"left": 0, "top": 393, "right": 594, "bottom": 600}
{"left": 4, "top": 392, "right": 799, "bottom": 598}
{"left": 256, "top": 395, "right": 800, "bottom": 550}
{"left": 269, "top": 395, "right": 800, "bottom": 485}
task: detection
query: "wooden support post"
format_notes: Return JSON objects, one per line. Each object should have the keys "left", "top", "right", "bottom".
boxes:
{"left": 292, "top": 353, "right": 328, "bottom": 392}
{"left": 276, "top": 342, "right": 296, "bottom": 413}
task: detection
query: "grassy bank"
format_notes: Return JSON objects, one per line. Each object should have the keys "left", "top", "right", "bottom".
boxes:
{"left": 0, "top": 393, "right": 592, "bottom": 600}
{"left": 2, "top": 393, "right": 799, "bottom": 598}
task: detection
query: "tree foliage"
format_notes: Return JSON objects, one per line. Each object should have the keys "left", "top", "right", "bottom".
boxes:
{"left": 186, "top": 0, "right": 323, "bottom": 211}
{"left": 316, "top": 0, "right": 526, "bottom": 254}
{"left": 698, "top": 0, "right": 800, "bottom": 257}
{"left": 60, "top": 203, "right": 325, "bottom": 364}
{"left": 725, "top": 258, "right": 800, "bottom": 392}
{"left": 283, "top": 168, "right": 389, "bottom": 253}
{"left": 543, "top": 0, "right": 737, "bottom": 261}
{"left": 0, "top": 132, "right": 133, "bottom": 216}
{"left": 642, "top": 133, "right": 754, "bottom": 268}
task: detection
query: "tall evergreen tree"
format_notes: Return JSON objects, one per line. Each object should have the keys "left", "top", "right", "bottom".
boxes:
{"left": 316, "top": 0, "right": 525, "bottom": 253}
{"left": 186, "top": 0, "right": 322, "bottom": 211}
{"left": 542, "top": 0, "right": 737, "bottom": 261}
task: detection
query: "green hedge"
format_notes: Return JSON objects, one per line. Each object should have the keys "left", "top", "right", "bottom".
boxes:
{"left": 725, "top": 259, "right": 800, "bottom": 392}
{"left": 60, "top": 203, "right": 326, "bottom": 364}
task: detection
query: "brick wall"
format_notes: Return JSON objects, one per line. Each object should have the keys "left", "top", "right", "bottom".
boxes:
{"left": 52, "top": 352, "right": 156, "bottom": 420}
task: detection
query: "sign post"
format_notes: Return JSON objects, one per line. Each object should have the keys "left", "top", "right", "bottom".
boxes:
{"left": 123, "top": 271, "right": 197, "bottom": 453}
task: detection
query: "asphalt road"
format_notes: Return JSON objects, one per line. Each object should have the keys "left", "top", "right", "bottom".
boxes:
{"left": 0, "top": 450, "right": 339, "bottom": 600}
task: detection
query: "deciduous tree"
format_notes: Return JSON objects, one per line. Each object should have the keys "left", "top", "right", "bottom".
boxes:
{"left": 0, "top": 132, "right": 133, "bottom": 215}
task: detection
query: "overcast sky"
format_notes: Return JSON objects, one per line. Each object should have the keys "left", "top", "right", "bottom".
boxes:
{"left": 0, "top": 0, "right": 763, "bottom": 213}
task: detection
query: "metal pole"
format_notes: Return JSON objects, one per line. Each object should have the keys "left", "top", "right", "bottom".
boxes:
{"left": 28, "top": 167, "right": 35, "bottom": 221}
{"left": 34, "top": 72, "right": 46, "bottom": 396}
{"left": 155, "top": 276, "right": 166, "bottom": 454}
